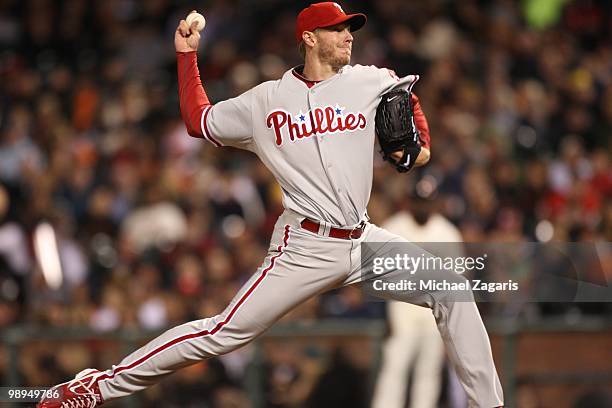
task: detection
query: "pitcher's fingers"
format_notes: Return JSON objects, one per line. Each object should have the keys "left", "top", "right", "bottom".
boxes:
{"left": 178, "top": 20, "right": 190, "bottom": 36}
{"left": 190, "top": 21, "right": 199, "bottom": 32}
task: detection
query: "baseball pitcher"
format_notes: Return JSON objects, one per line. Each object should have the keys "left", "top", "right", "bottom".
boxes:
{"left": 40, "top": 3, "right": 503, "bottom": 408}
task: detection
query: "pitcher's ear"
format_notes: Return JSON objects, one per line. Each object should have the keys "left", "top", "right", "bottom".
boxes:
{"left": 302, "top": 30, "right": 316, "bottom": 47}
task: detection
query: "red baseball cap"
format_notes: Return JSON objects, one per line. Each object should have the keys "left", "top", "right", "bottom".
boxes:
{"left": 295, "top": 2, "right": 367, "bottom": 44}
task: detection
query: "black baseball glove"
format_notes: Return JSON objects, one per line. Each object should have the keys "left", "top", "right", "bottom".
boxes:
{"left": 375, "top": 89, "right": 421, "bottom": 173}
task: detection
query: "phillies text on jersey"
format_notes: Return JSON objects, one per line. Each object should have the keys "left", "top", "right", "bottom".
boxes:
{"left": 266, "top": 105, "right": 367, "bottom": 146}
{"left": 200, "top": 65, "right": 418, "bottom": 226}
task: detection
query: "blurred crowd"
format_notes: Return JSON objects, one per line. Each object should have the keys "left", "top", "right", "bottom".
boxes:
{"left": 0, "top": 0, "right": 611, "bottom": 406}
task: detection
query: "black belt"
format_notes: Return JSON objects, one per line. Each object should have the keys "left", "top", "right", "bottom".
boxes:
{"left": 300, "top": 219, "right": 365, "bottom": 240}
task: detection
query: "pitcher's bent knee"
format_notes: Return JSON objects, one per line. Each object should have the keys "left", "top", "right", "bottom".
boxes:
{"left": 429, "top": 269, "right": 476, "bottom": 305}
{"left": 206, "top": 332, "right": 257, "bottom": 356}
{"left": 182, "top": 315, "right": 264, "bottom": 357}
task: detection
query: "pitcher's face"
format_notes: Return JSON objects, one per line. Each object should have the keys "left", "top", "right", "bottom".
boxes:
{"left": 314, "top": 23, "right": 353, "bottom": 70}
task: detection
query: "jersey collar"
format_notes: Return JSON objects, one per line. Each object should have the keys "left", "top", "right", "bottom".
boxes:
{"left": 290, "top": 65, "right": 350, "bottom": 89}
{"left": 291, "top": 65, "right": 320, "bottom": 88}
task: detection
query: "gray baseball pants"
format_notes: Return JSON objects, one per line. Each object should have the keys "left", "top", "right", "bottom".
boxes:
{"left": 97, "top": 209, "right": 504, "bottom": 407}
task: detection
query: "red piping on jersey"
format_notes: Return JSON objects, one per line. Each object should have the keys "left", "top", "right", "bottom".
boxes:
{"left": 176, "top": 51, "right": 222, "bottom": 147}
{"left": 411, "top": 93, "right": 430, "bottom": 150}
{"left": 201, "top": 106, "right": 222, "bottom": 147}
{"left": 291, "top": 67, "right": 320, "bottom": 89}
{"left": 97, "top": 225, "right": 292, "bottom": 382}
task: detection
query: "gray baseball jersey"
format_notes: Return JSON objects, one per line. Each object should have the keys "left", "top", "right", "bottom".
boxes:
{"left": 201, "top": 65, "right": 417, "bottom": 226}
{"left": 55, "top": 64, "right": 503, "bottom": 408}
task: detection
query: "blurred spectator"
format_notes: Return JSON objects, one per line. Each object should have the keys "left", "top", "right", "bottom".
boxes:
{"left": 0, "top": 184, "right": 31, "bottom": 277}
{"left": 306, "top": 347, "right": 369, "bottom": 408}
{"left": 573, "top": 389, "right": 612, "bottom": 408}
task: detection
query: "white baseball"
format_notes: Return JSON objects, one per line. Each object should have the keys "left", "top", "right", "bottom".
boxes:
{"left": 186, "top": 12, "right": 206, "bottom": 32}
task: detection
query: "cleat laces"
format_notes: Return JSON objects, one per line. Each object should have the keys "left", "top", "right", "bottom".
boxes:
{"left": 60, "top": 371, "right": 102, "bottom": 408}
{"left": 60, "top": 395, "right": 97, "bottom": 408}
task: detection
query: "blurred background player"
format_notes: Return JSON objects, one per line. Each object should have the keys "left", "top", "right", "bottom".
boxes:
{"left": 372, "top": 176, "right": 468, "bottom": 408}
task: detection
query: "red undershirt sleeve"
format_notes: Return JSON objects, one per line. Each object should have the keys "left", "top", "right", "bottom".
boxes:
{"left": 411, "top": 93, "right": 431, "bottom": 151}
{"left": 176, "top": 51, "right": 211, "bottom": 138}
